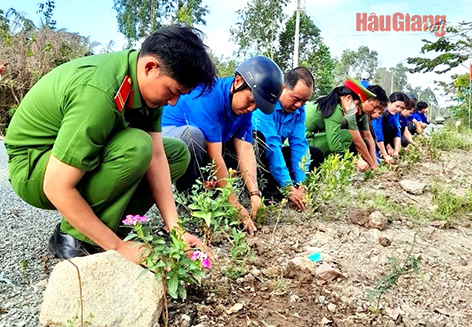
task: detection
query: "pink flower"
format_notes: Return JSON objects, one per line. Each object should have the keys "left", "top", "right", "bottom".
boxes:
{"left": 122, "top": 214, "right": 147, "bottom": 226}
{"left": 201, "top": 258, "right": 211, "bottom": 268}
{"left": 191, "top": 250, "right": 211, "bottom": 268}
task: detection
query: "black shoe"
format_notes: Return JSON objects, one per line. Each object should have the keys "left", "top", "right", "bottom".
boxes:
{"left": 48, "top": 224, "right": 100, "bottom": 259}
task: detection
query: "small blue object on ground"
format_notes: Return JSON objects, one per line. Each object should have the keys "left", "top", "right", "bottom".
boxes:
{"left": 309, "top": 252, "right": 322, "bottom": 262}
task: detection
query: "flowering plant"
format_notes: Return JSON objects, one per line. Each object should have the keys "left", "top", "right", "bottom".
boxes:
{"left": 191, "top": 250, "right": 211, "bottom": 268}
{"left": 123, "top": 215, "right": 208, "bottom": 300}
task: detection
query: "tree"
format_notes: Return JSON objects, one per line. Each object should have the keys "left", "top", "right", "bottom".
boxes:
{"left": 392, "top": 63, "right": 409, "bottom": 92}
{"left": 113, "top": 0, "right": 209, "bottom": 47}
{"left": 373, "top": 63, "right": 409, "bottom": 94}
{"left": 275, "top": 11, "right": 334, "bottom": 98}
{"left": 407, "top": 22, "right": 472, "bottom": 74}
{"left": 36, "top": 1, "right": 57, "bottom": 29}
{"left": 333, "top": 45, "right": 379, "bottom": 86}
{"left": 230, "top": 0, "right": 289, "bottom": 59}
{"left": 0, "top": 7, "right": 97, "bottom": 134}
{"left": 436, "top": 73, "right": 470, "bottom": 121}
{"left": 175, "top": 0, "right": 209, "bottom": 26}
{"left": 407, "top": 22, "right": 472, "bottom": 122}
{"left": 209, "top": 52, "right": 238, "bottom": 78}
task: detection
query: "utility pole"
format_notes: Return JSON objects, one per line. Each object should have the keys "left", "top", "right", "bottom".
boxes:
{"left": 390, "top": 68, "right": 394, "bottom": 94}
{"left": 293, "top": 0, "right": 301, "bottom": 68}
{"left": 469, "top": 61, "right": 471, "bottom": 130}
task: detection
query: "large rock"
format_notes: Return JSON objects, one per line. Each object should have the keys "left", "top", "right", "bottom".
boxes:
{"left": 285, "top": 256, "right": 317, "bottom": 282}
{"left": 367, "top": 211, "right": 388, "bottom": 231}
{"left": 40, "top": 250, "right": 164, "bottom": 327}
{"left": 399, "top": 180, "right": 427, "bottom": 195}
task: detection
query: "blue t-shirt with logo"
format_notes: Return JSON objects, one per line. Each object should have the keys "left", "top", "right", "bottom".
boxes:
{"left": 162, "top": 77, "right": 253, "bottom": 143}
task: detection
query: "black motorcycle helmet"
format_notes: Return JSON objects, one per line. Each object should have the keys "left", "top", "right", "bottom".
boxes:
{"left": 235, "top": 56, "right": 283, "bottom": 114}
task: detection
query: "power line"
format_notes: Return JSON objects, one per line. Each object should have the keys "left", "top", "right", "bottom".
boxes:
{"left": 410, "top": 0, "right": 458, "bottom": 11}
{"left": 304, "top": 8, "right": 349, "bottom": 50}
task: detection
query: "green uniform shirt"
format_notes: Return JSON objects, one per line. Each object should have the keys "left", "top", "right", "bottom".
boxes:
{"left": 305, "top": 101, "right": 349, "bottom": 154}
{"left": 342, "top": 110, "right": 370, "bottom": 132}
{"left": 5, "top": 50, "right": 161, "bottom": 172}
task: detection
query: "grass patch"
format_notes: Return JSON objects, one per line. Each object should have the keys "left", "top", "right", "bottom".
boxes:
{"left": 357, "top": 191, "right": 431, "bottom": 224}
{"left": 430, "top": 182, "right": 472, "bottom": 222}
{"left": 427, "top": 126, "right": 472, "bottom": 152}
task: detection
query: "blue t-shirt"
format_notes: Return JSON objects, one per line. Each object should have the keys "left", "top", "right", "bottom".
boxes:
{"left": 360, "top": 79, "right": 370, "bottom": 88}
{"left": 252, "top": 103, "right": 310, "bottom": 187}
{"left": 418, "top": 112, "right": 429, "bottom": 124}
{"left": 399, "top": 115, "right": 409, "bottom": 128}
{"left": 372, "top": 111, "right": 401, "bottom": 142}
{"left": 408, "top": 112, "right": 420, "bottom": 122}
{"left": 162, "top": 77, "right": 253, "bottom": 143}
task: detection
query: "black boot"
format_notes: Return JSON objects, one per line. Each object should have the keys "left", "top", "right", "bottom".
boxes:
{"left": 47, "top": 224, "right": 100, "bottom": 259}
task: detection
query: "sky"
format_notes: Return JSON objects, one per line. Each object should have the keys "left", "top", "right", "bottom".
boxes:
{"left": 1, "top": 0, "right": 471, "bottom": 106}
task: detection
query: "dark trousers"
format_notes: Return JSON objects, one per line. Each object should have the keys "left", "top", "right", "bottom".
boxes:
{"left": 253, "top": 131, "right": 324, "bottom": 198}
{"left": 383, "top": 128, "right": 398, "bottom": 150}
{"left": 162, "top": 125, "right": 243, "bottom": 193}
{"left": 408, "top": 122, "right": 418, "bottom": 135}
{"left": 398, "top": 126, "right": 410, "bottom": 147}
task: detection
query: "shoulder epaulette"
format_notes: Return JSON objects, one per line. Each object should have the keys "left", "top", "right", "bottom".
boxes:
{"left": 114, "top": 75, "right": 132, "bottom": 112}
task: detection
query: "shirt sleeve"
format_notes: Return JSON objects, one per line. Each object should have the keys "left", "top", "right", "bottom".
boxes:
{"left": 188, "top": 94, "right": 223, "bottom": 143}
{"left": 394, "top": 114, "right": 401, "bottom": 138}
{"left": 149, "top": 107, "right": 162, "bottom": 132}
{"left": 234, "top": 113, "right": 254, "bottom": 143}
{"left": 288, "top": 110, "right": 310, "bottom": 184}
{"left": 52, "top": 85, "right": 117, "bottom": 171}
{"left": 304, "top": 102, "right": 317, "bottom": 135}
{"left": 357, "top": 112, "right": 370, "bottom": 131}
{"left": 408, "top": 112, "right": 420, "bottom": 123}
{"left": 371, "top": 117, "right": 384, "bottom": 142}
{"left": 325, "top": 106, "right": 348, "bottom": 154}
{"left": 253, "top": 113, "right": 292, "bottom": 187}
{"left": 344, "top": 114, "right": 359, "bottom": 131}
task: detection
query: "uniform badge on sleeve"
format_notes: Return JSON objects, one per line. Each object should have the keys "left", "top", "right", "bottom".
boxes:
{"left": 114, "top": 75, "right": 133, "bottom": 112}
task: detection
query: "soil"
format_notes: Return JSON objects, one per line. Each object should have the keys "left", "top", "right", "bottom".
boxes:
{"left": 167, "top": 147, "right": 472, "bottom": 327}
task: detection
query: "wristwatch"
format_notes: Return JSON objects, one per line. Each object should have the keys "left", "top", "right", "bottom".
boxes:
{"left": 248, "top": 190, "right": 262, "bottom": 197}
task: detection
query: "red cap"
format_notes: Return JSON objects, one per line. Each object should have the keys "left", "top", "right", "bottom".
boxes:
{"left": 344, "top": 77, "right": 375, "bottom": 103}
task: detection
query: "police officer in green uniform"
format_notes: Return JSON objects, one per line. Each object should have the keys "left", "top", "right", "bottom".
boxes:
{"left": 5, "top": 25, "right": 216, "bottom": 263}
{"left": 305, "top": 77, "right": 375, "bottom": 157}
{"left": 342, "top": 84, "right": 388, "bottom": 171}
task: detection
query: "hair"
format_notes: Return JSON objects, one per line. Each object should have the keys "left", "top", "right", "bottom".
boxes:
{"left": 316, "top": 86, "right": 360, "bottom": 118}
{"left": 232, "top": 72, "right": 250, "bottom": 93}
{"left": 367, "top": 85, "right": 388, "bottom": 107}
{"left": 284, "top": 66, "right": 314, "bottom": 89}
{"left": 382, "top": 92, "right": 409, "bottom": 118}
{"left": 416, "top": 101, "right": 428, "bottom": 111}
{"left": 139, "top": 24, "right": 216, "bottom": 93}
{"left": 389, "top": 92, "right": 409, "bottom": 104}
{"left": 404, "top": 97, "right": 416, "bottom": 110}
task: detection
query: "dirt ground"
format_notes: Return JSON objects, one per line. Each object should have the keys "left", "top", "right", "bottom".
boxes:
{"left": 167, "top": 147, "right": 472, "bottom": 327}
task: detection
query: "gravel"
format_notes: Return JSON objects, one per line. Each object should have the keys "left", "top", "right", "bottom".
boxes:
{"left": 0, "top": 140, "right": 62, "bottom": 327}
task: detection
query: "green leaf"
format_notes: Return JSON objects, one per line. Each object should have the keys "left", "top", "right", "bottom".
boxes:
{"left": 123, "top": 233, "right": 137, "bottom": 242}
{"left": 154, "top": 273, "right": 163, "bottom": 282}
{"left": 177, "top": 284, "right": 187, "bottom": 300}
{"left": 167, "top": 276, "right": 179, "bottom": 299}
{"left": 212, "top": 211, "right": 226, "bottom": 218}
{"left": 137, "top": 268, "right": 149, "bottom": 279}
{"left": 152, "top": 238, "right": 166, "bottom": 245}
